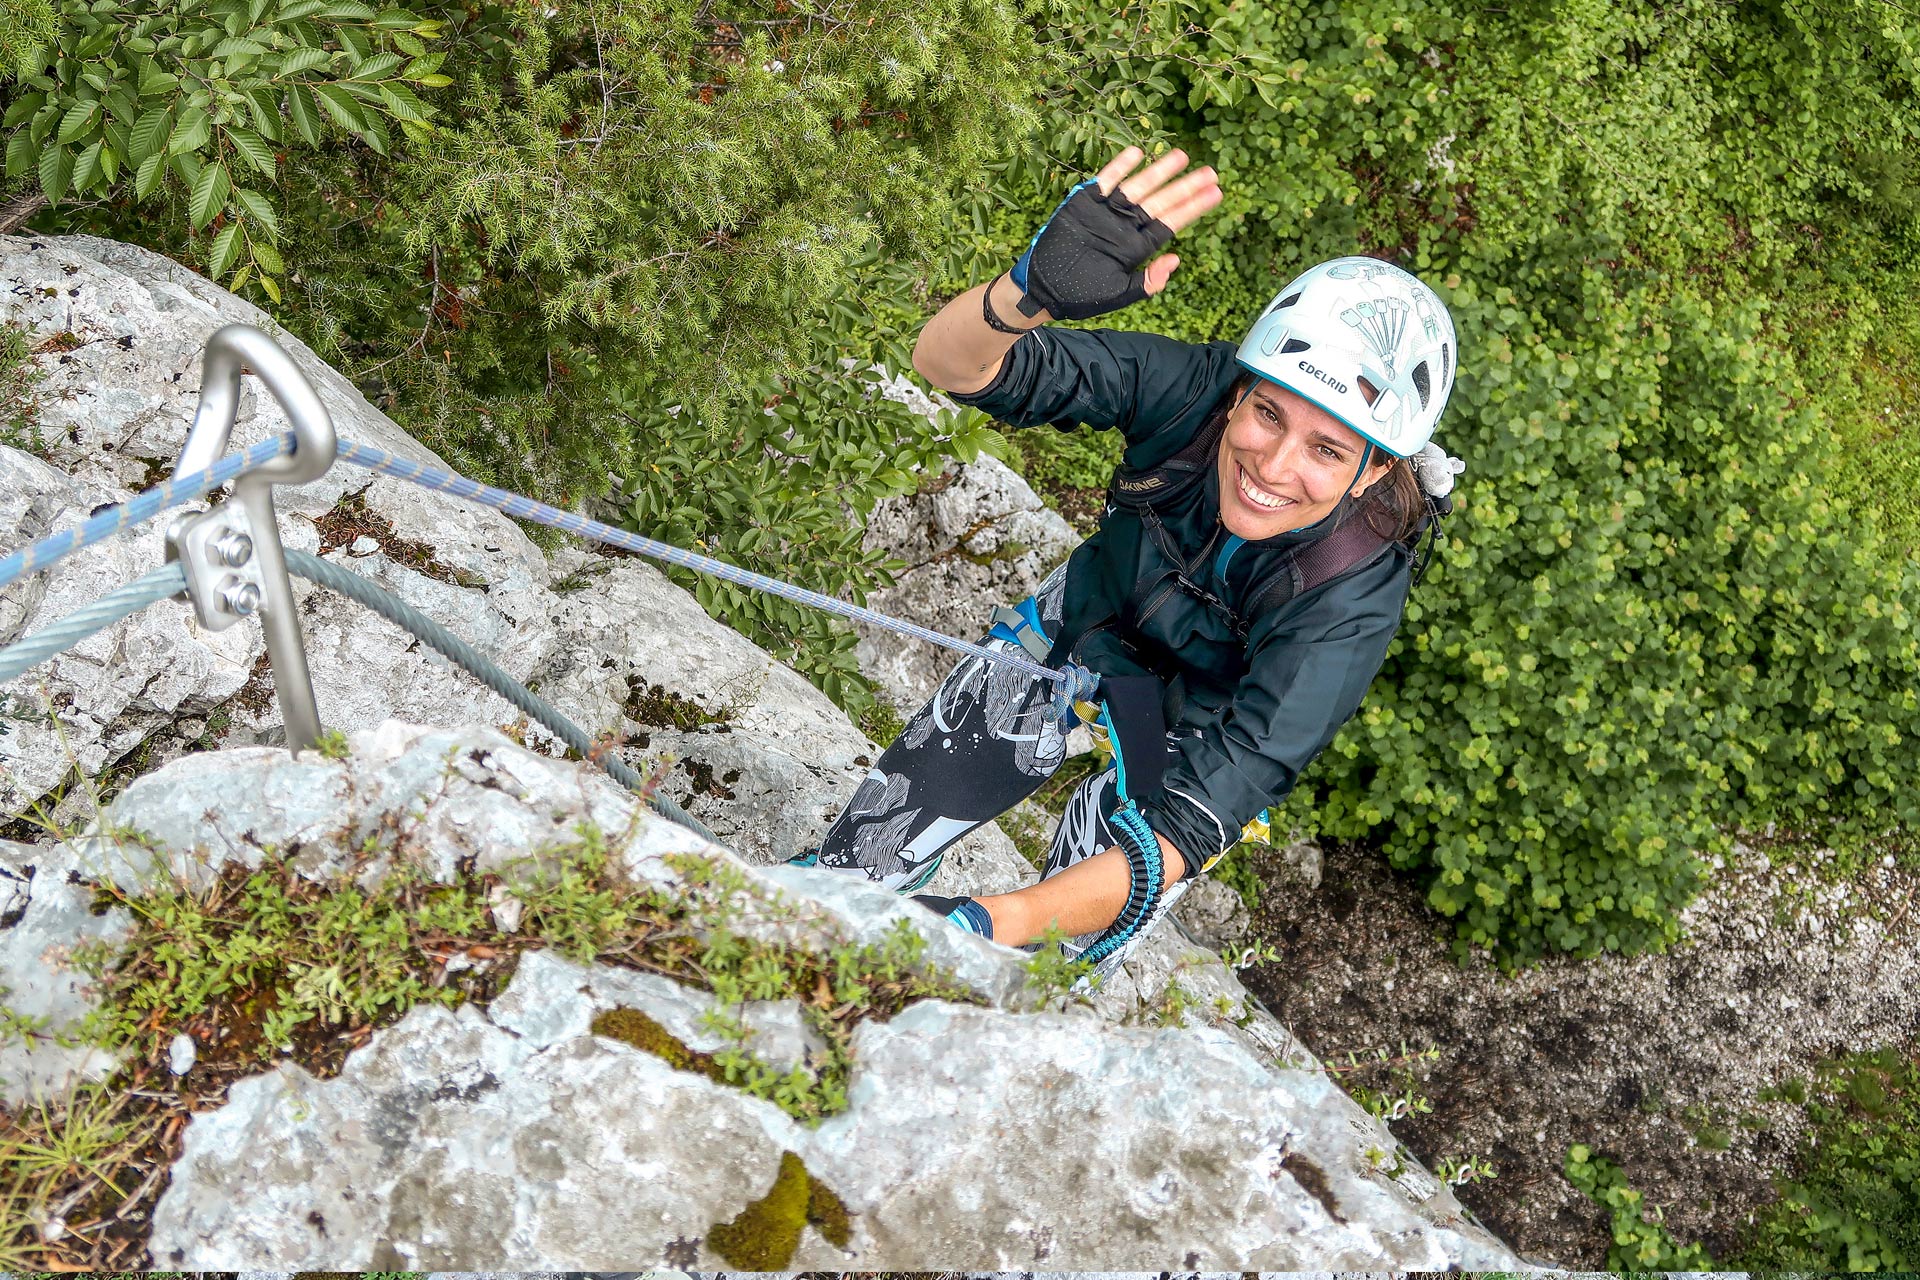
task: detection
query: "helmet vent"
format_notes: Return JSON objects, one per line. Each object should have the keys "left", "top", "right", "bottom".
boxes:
{"left": 1440, "top": 341, "right": 1452, "bottom": 387}
{"left": 1279, "top": 338, "right": 1310, "bottom": 354}
{"left": 1412, "top": 360, "right": 1432, "bottom": 407}
{"left": 1270, "top": 291, "right": 1303, "bottom": 313}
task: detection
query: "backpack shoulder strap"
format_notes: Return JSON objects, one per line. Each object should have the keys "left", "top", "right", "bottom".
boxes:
{"left": 1109, "top": 405, "right": 1231, "bottom": 509}
{"left": 1241, "top": 512, "right": 1397, "bottom": 626}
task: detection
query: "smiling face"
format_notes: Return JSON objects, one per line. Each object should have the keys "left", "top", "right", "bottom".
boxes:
{"left": 1216, "top": 378, "right": 1390, "bottom": 539}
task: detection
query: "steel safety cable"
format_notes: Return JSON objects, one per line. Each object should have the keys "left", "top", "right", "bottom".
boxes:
{"left": 284, "top": 551, "right": 718, "bottom": 842}
{"left": 0, "top": 563, "right": 189, "bottom": 683}
{"left": 0, "top": 434, "right": 296, "bottom": 593}
{"left": 333, "top": 438, "right": 1099, "bottom": 701}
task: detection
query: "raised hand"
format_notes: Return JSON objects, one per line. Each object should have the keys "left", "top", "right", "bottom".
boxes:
{"left": 1009, "top": 146, "right": 1223, "bottom": 321}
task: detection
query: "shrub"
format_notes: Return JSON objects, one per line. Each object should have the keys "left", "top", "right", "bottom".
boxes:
{"left": 968, "top": 0, "right": 1920, "bottom": 959}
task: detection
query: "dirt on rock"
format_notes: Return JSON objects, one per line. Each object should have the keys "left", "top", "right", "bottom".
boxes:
{"left": 1239, "top": 836, "right": 1920, "bottom": 1267}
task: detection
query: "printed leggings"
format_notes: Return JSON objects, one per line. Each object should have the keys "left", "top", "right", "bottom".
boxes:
{"left": 813, "top": 565, "right": 1193, "bottom": 944}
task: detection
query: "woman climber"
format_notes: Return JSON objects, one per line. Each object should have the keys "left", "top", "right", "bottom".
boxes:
{"left": 792, "top": 146, "right": 1463, "bottom": 972}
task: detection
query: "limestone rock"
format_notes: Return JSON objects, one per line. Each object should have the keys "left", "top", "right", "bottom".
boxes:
{"left": 47, "top": 725, "right": 1517, "bottom": 1269}
{"left": 856, "top": 445, "right": 1079, "bottom": 712}
{"left": 0, "top": 838, "right": 130, "bottom": 1104}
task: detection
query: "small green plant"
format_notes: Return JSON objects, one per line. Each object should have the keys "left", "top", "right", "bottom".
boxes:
{"left": 1325, "top": 1040, "right": 1442, "bottom": 1125}
{"left": 856, "top": 699, "right": 906, "bottom": 748}
{"left": 1434, "top": 1152, "right": 1499, "bottom": 1187}
{"left": 1364, "top": 1143, "right": 1408, "bottom": 1180}
{"left": 0, "top": 1079, "right": 160, "bottom": 1268}
{"left": 0, "top": 321, "right": 48, "bottom": 458}
{"left": 1564, "top": 1143, "right": 1715, "bottom": 1269}
{"left": 307, "top": 727, "right": 351, "bottom": 760}
{"left": 1021, "top": 923, "right": 1094, "bottom": 1008}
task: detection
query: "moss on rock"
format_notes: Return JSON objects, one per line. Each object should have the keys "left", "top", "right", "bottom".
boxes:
{"left": 706, "top": 1148, "right": 850, "bottom": 1267}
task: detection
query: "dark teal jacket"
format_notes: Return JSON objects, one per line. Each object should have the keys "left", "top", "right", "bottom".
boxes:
{"left": 951, "top": 326, "right": 1413, "bottom": 874}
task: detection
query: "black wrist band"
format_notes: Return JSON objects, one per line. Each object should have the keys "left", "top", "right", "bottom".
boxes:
{"left": 982, "top": 274, "right": 1037, "bottom": 336}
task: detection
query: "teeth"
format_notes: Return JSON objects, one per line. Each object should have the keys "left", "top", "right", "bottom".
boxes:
{"left": 1238, "top": 465, "right": 1292, "bottom": 510}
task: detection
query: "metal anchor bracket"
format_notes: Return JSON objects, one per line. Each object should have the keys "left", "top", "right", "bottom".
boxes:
{"left": 165, "top": 324, "right": 337, "bottom": 754}
{"left": 170, "top": 502, "right": 266, "bottom": 629}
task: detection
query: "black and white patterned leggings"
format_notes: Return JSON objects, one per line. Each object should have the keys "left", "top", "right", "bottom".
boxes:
{"left": 814, "top": 565, "right": 1190, "bottom": 925}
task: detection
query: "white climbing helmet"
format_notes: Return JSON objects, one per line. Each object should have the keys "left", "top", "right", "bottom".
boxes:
{"left": 1237, "top": 256, "right": 1457, "bottom": 458}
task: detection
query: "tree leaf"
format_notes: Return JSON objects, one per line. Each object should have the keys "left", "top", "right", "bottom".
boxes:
{"left": 259, "top": 272, "right": 280, "bottom": 303}
{"left": 188, "top": 160, "right": 231, "bottom": 229}
{"left": 375, "top": 80, "right": 426, "bottom": 121}
{"left": 209, "top": 222, "right": 243, "bottom": 277}
{"left": 37, "top": 141, "right": 72, "bottom": 203}
{"left": 359, "top": 111, "right": 388, "bottom": 154}
{"left": 98, "top": 139, "right": 119, "bottom": 184}
{"left": 133, "top": 150, "right": 164, "bottom": 198}
{"left": 353, "top": 51, "right": 402, "bottom": 79}
{"left": 168, "top": 106, "right": 211, "bottom": 153}
{"left": 284, "top": 83, "right": 320, "bottom": 143}
{"left": 129, "top": 107, "right": 171, "bottom": 163}
{"left": 243, "top": 84, "right": 280, "bottom": 139}
{"left": 250, "top": 236, "right": 283, "bottom": 274}
{"left": 312, "top": 83, "right": 366, "bottom": 130}
{"left": 276, "top": 45, "right": 330, "bottom": 75}
{"left": 231, "top": 185, "right": 279, "bottom": 235}
{"left": 3, "top": 93, "right": 46, "bottom": 129}
{"left": 168, "top": 149, "right": 201, "bottom": 188}
{"left": 55, "top": 100, "right": 99, "bottom": 144}
{"left": 4, "top": 131, "right": 36, "bottom": 179}
{"left": 227, "top": 126, "right": 275, "bottom": 175}
{"left": 319, "top": 0, "right": 376, "bottom": 17}
{"left": 212, "top": 36, "right": 267, "bottom": 58}
{"left": 137, "top": 61, "right": 178, "bottom": 96}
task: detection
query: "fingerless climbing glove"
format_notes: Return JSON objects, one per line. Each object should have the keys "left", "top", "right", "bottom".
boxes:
{"left": 1009, "top": 178, "right": 1175, "bottom": 321}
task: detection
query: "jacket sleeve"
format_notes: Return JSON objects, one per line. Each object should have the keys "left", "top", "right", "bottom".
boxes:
{"left": 947, "top": 327, "right": 1240, "bottom": 449}
{"left": 1137, "top": 555, "right": 1412, "bottom": 878}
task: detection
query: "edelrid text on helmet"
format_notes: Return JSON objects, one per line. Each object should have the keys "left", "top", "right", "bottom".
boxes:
{"left": 1237, "top": 256, "right": 1458, "bottom": 457}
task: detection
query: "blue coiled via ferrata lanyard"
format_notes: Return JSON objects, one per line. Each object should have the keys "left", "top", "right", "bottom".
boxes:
{"left": 1082, "top": 696, "right": 1165, "bottom": 964}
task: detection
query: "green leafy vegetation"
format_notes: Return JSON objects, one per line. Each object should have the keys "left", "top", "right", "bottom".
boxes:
{"left": 1564, "top": 1143, "right": 1714, "bottom": 1270}
{"left": 969, "top": 0, "right": 1920, "bottom": 962}
{"left": 0, "top": 0, "right": 449, "bottom": 298}
{"left": 1734, "top": 1047, "right": 1920, "bottom": 1271}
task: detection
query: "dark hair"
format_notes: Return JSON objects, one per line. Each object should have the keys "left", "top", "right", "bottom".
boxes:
{"left": 1359, "top": 454, "right": 1427, "bottom": 543}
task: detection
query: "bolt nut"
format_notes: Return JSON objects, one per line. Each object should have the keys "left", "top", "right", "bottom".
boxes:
{"left": 220, "top": 580, "right": 263, "bottom": 617}
{"left": 211, "top": 529, "right": 255, "bottom": 567}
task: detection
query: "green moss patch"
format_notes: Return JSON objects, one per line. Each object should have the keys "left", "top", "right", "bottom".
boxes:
{"left": 591, "top": 1005, "right": 717, "bottom": 1079}
{"left": 706, "top": 1149, "right": 851, "bottom": 1267}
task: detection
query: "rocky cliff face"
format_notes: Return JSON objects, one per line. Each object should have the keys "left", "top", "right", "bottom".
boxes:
{"left": 0, "top": 235, "right": 1524, "bottom": 1268}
